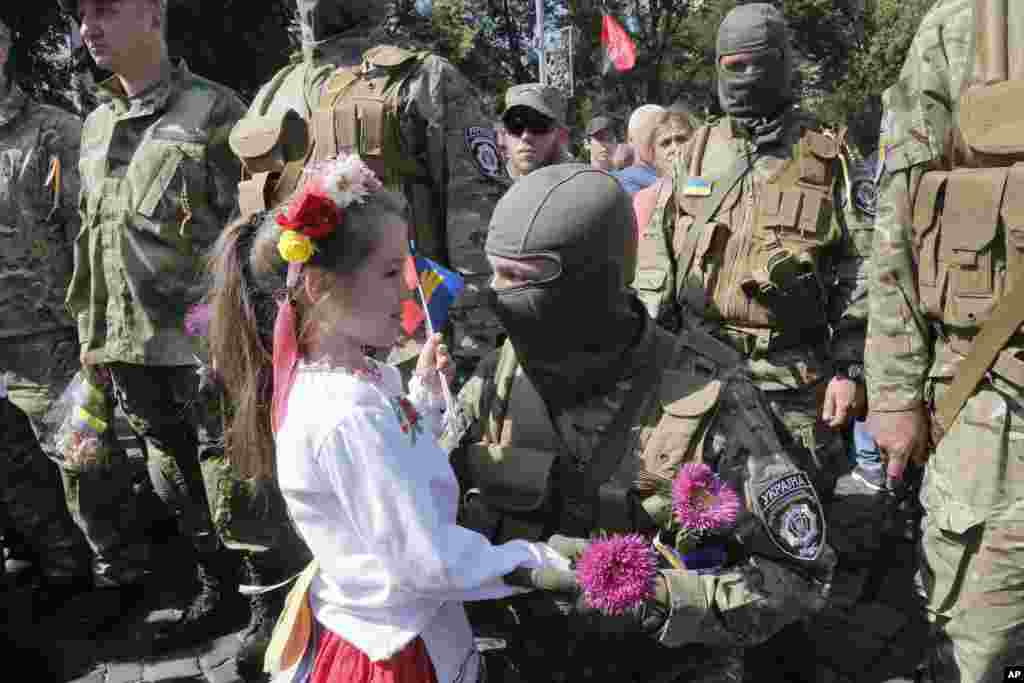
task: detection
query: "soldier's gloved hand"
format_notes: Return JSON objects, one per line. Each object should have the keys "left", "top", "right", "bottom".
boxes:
{"left": 545, "top": 534, "right": 590, "bottom": 562}
{"left": 502, "top": 536, "right": 582, "bottom": 592}
{"left": 570, "top": 573, "right": 672, "bottom": 636}
{"left": 503, "top": 564, "right": 578, "bottom": 592}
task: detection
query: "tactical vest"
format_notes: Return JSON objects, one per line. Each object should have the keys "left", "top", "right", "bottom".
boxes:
{"left": 912, "top": 0, "right": 1024, "bottom": 351}
{"left": 230, "top": 47, "right": 432, "bottom": 218}
{"left": 461, "top": 327, "right": 726, "bottom": 543}
{"left": 638, "top": 117, "right": 840, "bottom": 341}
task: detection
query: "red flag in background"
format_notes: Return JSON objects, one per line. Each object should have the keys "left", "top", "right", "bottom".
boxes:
{"left": 601, "top": 14, "right": 637, "bottom": 74}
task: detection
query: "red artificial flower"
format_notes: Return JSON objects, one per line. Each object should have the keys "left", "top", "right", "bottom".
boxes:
{"left": 277, "top": 190, "right": 340, "bottom": 239}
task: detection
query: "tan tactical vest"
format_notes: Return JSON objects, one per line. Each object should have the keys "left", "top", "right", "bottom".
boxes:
{"left": 913, "top": 0, "right": 1024, "bottom": 345}
{"left": 649, "top": 118, "right": 840, "bottom": 333}
{"left": 462, "top": 328, "right": 729, "bottom": 542}
{"left": 230, "top": 46, "right": 430, "bottom": 222}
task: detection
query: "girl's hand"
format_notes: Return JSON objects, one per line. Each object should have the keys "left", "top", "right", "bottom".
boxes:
{"left": 415, "top": 333, "right": 455, "bottom": 386}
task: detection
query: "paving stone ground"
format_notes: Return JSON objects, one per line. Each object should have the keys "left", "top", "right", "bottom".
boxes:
{"left": 4, "top": 429, "right": 932, "bottom": 683}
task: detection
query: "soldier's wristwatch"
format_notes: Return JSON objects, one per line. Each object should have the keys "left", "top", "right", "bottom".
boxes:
{"left": 836, "top": 362, "right": 865, "bottom": 383}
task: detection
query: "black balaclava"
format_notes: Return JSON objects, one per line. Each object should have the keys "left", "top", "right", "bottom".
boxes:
{"left": 716, "top": 3, "right": 794, "bottom": 146}
{"left": 295, "top": 1, "right": 388, "bottom": 61}
{"left": 485, "top": 165, "right": 642, "bottom": 413}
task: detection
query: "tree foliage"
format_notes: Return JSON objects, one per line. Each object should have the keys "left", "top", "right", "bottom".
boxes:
{"left": 8, "top": 0, "right": 937, "bottom": 148}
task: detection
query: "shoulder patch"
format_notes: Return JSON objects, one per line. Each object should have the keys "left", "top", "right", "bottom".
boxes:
{"left": 465, "top": 126, "right": 501, "bottom": 180}
{"left": 748, "top": 470, "right": 826, "bottom": 562}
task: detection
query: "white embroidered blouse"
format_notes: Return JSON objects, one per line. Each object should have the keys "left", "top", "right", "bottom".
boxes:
{"left": 275, "top": 358, "right": 557, "bottom": 683}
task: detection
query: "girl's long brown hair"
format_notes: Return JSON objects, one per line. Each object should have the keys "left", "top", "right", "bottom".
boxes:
{"left": 207, "top": 190, "right": 406, "bottom": 480}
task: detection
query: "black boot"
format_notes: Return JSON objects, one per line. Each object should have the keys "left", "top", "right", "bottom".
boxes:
{"left": 236, "top": 554, "right": 287, "bottom": 681}
{"left": 153, "top": 548, "right": 243, "bottom": 652}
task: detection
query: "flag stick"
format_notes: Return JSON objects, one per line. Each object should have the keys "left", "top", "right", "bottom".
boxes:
{"left": 413, "top": 260, "right": 455, "bottom": 412}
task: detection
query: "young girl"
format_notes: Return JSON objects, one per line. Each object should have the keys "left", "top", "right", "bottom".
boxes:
{"left": 207, "top": 154, "right": 564, "bottom": 683}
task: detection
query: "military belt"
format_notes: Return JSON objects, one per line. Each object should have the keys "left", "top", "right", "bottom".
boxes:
{"left": 714, "top": 324, "right": 826, "bottom": 358}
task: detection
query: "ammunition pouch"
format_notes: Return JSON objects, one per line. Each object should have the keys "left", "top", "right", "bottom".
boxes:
{"left": 913, "top": 164, "right": 1024, "bottom": 331}
{"left": 310, "top": 46, "right": 429, "bottom": 186}
{"left": 229, "top": 109, "right": 310, "bottom": 217}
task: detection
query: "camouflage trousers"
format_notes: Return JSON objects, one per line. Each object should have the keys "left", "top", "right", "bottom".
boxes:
{"left": 104, "top": 363, "right": 221, "bottom": 560}
{"left": 199, "top": 449, "right": 311, "bottom": 584}
{"left": 917, "top": 381, "right": 1024, "bottom": 683}
{"left": 1, "top": 329, "right": 90, "bottom": 584}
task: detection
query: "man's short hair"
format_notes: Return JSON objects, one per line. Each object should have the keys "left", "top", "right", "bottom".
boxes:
{"left": 0, "top": 19, "right": 11, "bottom": 48}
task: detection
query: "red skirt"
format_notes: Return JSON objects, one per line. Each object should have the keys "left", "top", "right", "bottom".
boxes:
{"left": 310, "top": 626, "right": 439, "bottom": 683}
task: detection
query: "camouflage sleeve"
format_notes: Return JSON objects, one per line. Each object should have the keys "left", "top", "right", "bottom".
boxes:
{"left": 633, "top": 158, "right": 683, "bottom": 333}
{"left": 41, "top": 110, "right": 83, "bottom": 243}
{"left": 202, "top": 90, "right": 247, "bottom": 235}
{"left": 827, "top": 162, "right": 874, "bottom": 366}
{"left": 440, "top": 349, "right": 500, "bottom": 456}
{"left": 656, "top": 556, "right": 827, "bottom": 649}
{"left": 865, "top": 166, "right": 932, "bottom": 411}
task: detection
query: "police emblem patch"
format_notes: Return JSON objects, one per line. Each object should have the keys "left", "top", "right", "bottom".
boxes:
{"left": 750, "top": 470, "right": 825, "bottom": 561}
{"left": 466, "top": 126, "right": 501, "bottom": 180}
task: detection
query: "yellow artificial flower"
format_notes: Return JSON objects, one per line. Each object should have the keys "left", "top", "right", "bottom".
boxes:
{"left": 278, "top": 230, "right": 314, "bottom": 264}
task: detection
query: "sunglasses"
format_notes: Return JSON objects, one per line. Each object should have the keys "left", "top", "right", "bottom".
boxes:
{"left": 505, "top": 115, "right": 555, "bottom": 137}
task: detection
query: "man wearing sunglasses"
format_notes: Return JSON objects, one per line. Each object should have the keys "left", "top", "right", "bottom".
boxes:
{"left": 502, "top": 83, "right": 572, "bottom": 181}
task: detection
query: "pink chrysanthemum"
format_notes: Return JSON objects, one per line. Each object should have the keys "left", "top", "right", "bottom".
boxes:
{"left": 575, "top": 533, "right": 657, "bottom": 615}
{"left": 671, "top": 462, "right": 741, "bottom": 532}
{"left": 184, "top": 303, "right": 212, "bottom": 337}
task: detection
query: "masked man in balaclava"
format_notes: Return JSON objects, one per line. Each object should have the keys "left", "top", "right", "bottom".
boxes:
{"left": 209, "top": 1, "right": 509, "bottom": 675}
{"left": 444, "top": 163, "right": 836, "bottom": 683}
{"left": 636, "top": 5, "right": 878, "bottom": 531}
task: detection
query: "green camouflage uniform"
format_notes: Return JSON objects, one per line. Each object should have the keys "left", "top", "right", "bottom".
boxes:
{"left": 0, "top": 68, "right": 91, "bottom": 585}
{"left": 865, "top": 1, "right": 1024, "bottom": 680}
{"left": 449, "top": 318, "right": 834, "bottom": 683}
{"left": 640, "top": 111, "right": 875, "bottom": 497}
{"left": 65, "top": 61, "right": 245, "bottom": 584}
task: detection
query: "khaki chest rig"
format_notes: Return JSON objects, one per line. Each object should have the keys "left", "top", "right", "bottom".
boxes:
{"left": 679, "top": 119, "right": 839, "bottom": 333}
{"left": 913, "top": 0, "right": 1024, "bottom": 341}
{"left": 229, "top": 46, "right": 429, "bottom": 219}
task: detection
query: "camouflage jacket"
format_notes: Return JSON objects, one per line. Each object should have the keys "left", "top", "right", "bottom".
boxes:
{"left": 865, "top": 0, "right": 975, "bottom": 412}
{"left": 66, "top": 62, "right": 245, "bottom": 366}
{"left": 449, "top": 315, "right": 833, "bottom": 663}
{"left": 640, "top": 112, "right": 875, "bottom": 391}
{"left": 0, "top": 83, "right": 82, "bottom": 341}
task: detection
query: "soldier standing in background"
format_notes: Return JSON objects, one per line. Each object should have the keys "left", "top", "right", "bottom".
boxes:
{"left": 585, "top": 114, "right": 618, "bottom": 171}
{"left": 216, "top": 1, "right": 510, "bottom": 673}
{"left": 638, "top": 3, "right": 874, "bottom": 503}
{"left": 59, "top": 0, "right": 247, "bottom": 650}
{"left": 866, "top": 0, "right": 1024, "bottom": 680}
{"left": 0, "top": 16, "right": 91, "bottom": 609}
{"left": 500, "top": 83, "right": 574, "bottom": 182}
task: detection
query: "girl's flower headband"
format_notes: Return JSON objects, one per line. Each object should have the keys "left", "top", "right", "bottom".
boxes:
{"left": 275, "top": 154, "right": 384, "bottom": 266}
